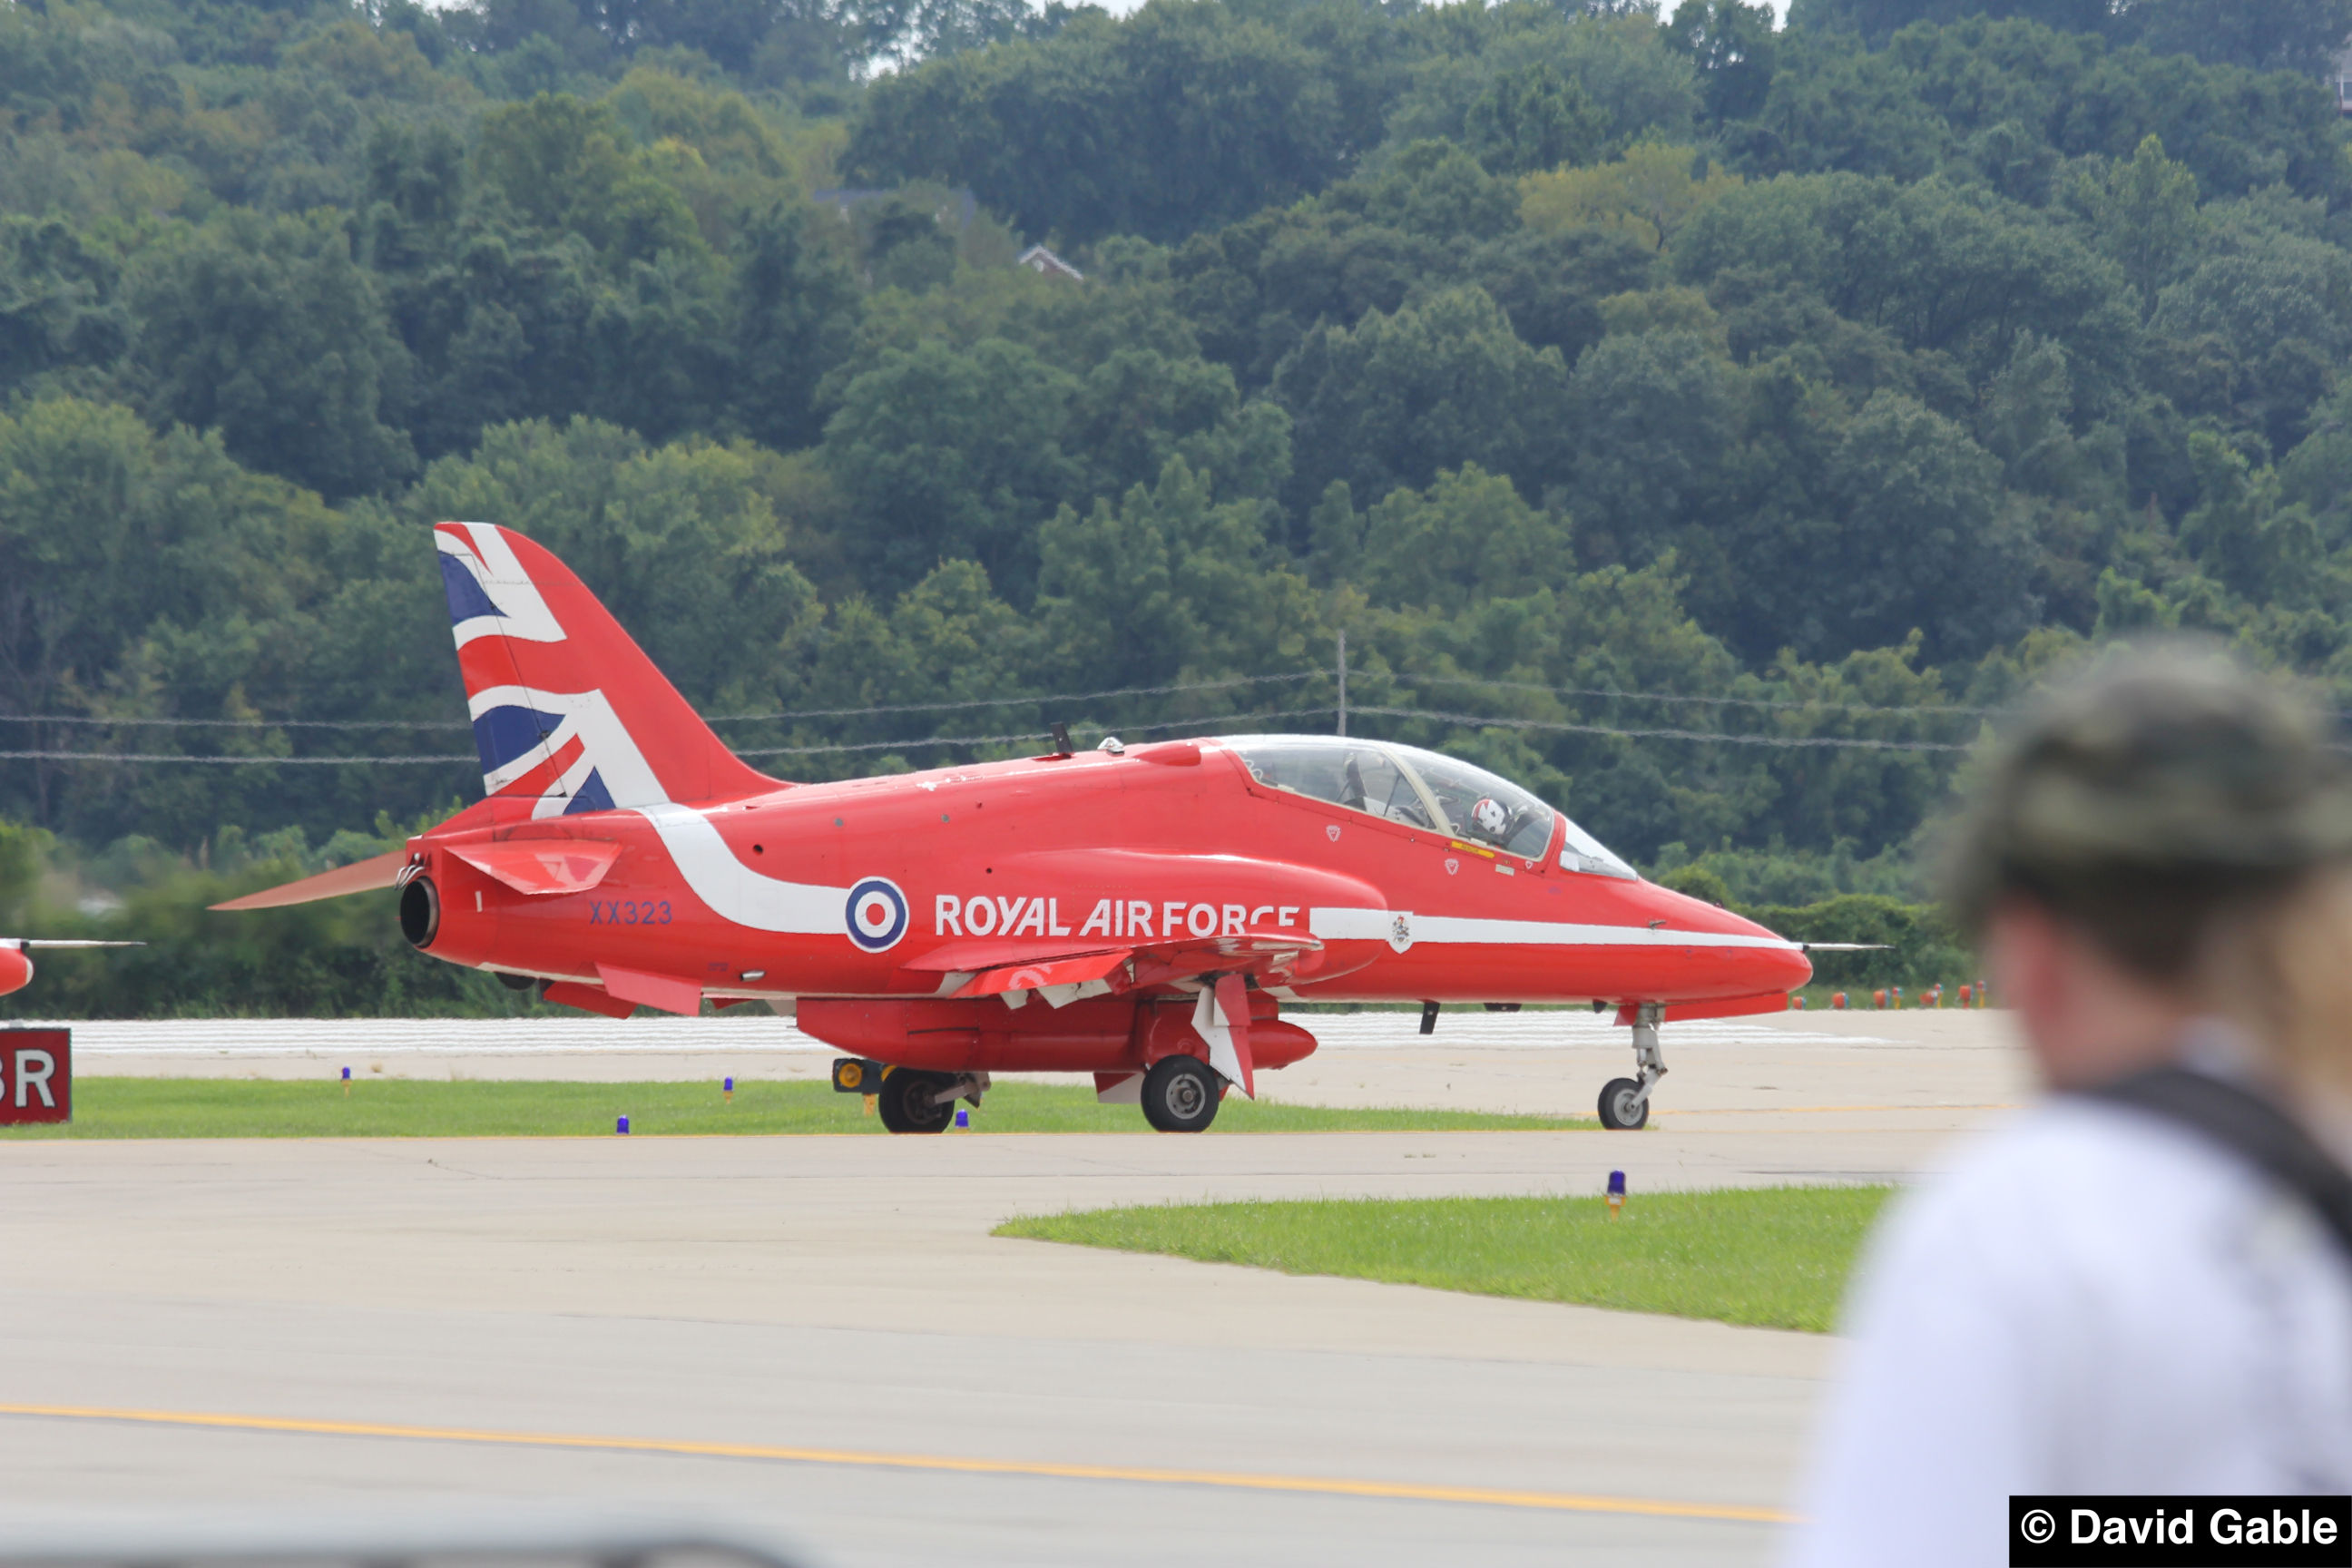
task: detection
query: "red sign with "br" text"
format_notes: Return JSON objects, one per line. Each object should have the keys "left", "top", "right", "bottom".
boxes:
{"left": 0, "top": 1029, "right": 70, "bottom": 1124}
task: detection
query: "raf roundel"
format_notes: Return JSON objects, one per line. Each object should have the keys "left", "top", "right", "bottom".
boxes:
{"left": 845, "top": 876, "right": 910, "bottom": 952}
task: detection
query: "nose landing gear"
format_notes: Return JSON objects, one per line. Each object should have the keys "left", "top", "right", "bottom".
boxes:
{"left": 1597, "top": 1002, "right": 1665, "bottom": 1131}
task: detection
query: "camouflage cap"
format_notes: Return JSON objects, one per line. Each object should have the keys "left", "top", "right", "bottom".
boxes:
{"left": 1945, "top": 642, "right": 2352, "bottom": 934}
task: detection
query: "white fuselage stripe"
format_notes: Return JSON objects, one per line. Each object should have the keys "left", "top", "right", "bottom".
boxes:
{"left": 633, "top": 803, "right": 844, "bottom": 934}
{"left": 602, "top": 828, "right": 1798, "bottom": 953}
{"left": 1310, "top": 906, "right": 1797, "bottom": 951}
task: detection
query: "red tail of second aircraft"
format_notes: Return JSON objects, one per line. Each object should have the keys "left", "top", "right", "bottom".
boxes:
{"left": 434, "top": 522, "right": 775, "bottom": 816}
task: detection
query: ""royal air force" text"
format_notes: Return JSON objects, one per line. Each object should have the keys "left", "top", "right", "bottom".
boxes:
{"left": 935, "top": 896, "right": 1301, "bottom": 939}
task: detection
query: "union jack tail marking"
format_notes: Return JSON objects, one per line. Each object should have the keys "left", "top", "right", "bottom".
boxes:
{"left": 434, "top": 523, "right": 775, "bottom": 815}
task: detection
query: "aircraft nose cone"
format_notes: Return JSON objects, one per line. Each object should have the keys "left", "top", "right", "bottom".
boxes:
{"left": 1762, "top": 936, "right": 1814, "bottom": 994}
{"left": 1646, "top": 885, "right": 1811, "bottom": 995}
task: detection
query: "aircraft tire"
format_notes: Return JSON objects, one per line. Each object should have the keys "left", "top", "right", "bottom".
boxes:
{"left": 877, "top": 1069, "right": 954, "bottom": 1135}
{"left": 1597, "top": 1076, "right": 1648, "bottom": 1132}
{"left": 1141, "top": 1054, "right": 1220, "bottom": 1133}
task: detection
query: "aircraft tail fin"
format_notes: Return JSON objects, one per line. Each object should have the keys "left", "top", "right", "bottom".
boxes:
{"left": 434, "top": 523, "right": 775, "bottom": 816}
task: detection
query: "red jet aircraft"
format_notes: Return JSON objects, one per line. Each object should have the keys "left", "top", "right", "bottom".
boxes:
{"left": 220, "top": 524, "right": 1814, "bottom": 1132}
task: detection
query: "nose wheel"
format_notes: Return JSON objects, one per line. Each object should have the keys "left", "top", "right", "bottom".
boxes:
{"left": 1597, "top": 1003, "right": 1665, "bottom": 1131}
{"left": 1598, "top": 1077, "right": 1648, "bottom": 1131}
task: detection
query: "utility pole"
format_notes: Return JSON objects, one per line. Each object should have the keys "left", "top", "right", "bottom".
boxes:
{"left": 1336, "top": 628, "right": 1348, "bottom": 737}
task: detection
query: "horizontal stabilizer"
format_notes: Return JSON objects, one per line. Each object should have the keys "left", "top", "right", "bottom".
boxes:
{"left": 448, "top": 839, "right": 618, "bottom": 897}
{"left": 1800, "top": 942, "right": 1892, "bottom": 952}
{"left": 5, "top": 939, "right": 144, "bottom": 950}
{"left": 210, "top": 850, "right": 409, "bottom": 911}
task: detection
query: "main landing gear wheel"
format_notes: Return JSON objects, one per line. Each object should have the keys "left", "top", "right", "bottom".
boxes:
{"left": 877, "top": 1069, "right": 955, "bottom": 1134}
{"left": 1142, "top": 1054, "right": 1221, "bottom": 1133}
{"left": 1597, "top": 1077, "right": 1649, "bottom": 1131}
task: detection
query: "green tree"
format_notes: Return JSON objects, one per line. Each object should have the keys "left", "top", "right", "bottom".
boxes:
{"left": 471, "top": 93, "right": 704, "bottom": 269}
{"left": 819, "top": 337, "right": 1082, "bottom": 602}
{"left": 1064, "top": 348, "right": 1291, "bottom": 508}
{"left": 1464, "top": 61, "right": 1610, "bottom": 176}
{"left": 729, "top": 199, "right": 862, "bottom": 454}
{"left": 2116, "top": 0, "right": 2352, "bottom": 77}
{"left": 1383, "top": 7, "right": 1703, "bottom": 163}
{"left": 0, "top": 218, "right": 127, "bottom": 397}
{"left": 128, "top": 211, "right": 415, "bottom": 501}
{"left": 2072, "top": 133, "right": 2202, "bottom": 311}
{"left": 1814, "top": 389, "right": 2033, "bottom": 660}
{"left": 846, "top": 2, "right": 1349, "bottom": 244}
{"left": 0, "top": 396, "right": 400, "bottom": 836}
{"left": 1673, "top": 172, "right": 2141, "bottom": 405}
{"left": 2147, "top": 224, "right": 2352, "bottom": 455}
{"left": 1665, "top": 0, "right": 1779, "bottom": 125}
{"left": 1272, "top": 285, "right": 1571, "bottom": 516}
{"left": 1787, "top": 0, "right": 2111, "bottom": 44}
{"left": 1031, "top": 458, "right": 1320, "bottom": 690}
{"left": 1357, "top": 464, "right": 1579, "bottom": 613}
{"left": 1563, "top": 328, "right": 1737, "bottom": 568}
{"left": 1522, "top": 141, "right": 1744, "bottom": 250}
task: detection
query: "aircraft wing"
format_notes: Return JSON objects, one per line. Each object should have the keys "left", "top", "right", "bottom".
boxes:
{"left": 1125, "top": 930, "right": 1324, "bottom": 987}
{"left": 5, "top": 939, "right": 144, "bottom": 949}
{"left": 952, "top": 947, "right": 1134, "bottom": 999}
{"left": 908, "top": 929, "right": 1325, "bottom": 1007}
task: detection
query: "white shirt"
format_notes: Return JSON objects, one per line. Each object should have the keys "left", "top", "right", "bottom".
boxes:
{"left": 1788, "top": 1092, "right": 2352, "bottom": 1568}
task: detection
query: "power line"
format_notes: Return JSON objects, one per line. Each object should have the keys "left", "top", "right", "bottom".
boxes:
{"left": 732, "top": 708, "right": 1335, "bottom": 758}
{"left": 0, "top": 714, "right": 472, "bottom": 730}
{"left": 1347, "top": 706, "right": 1975, "bottom": 752}
{"left": 0, "top": 710, "right": 1339, "bottom": 768}
{"left": 707, "top": 672, "right": 1321, "bottom": 723}
{"left": 0, "top": 672, "right": 1327, "bottom": 732}
{"left": 1404, "top": 673, "right": 2000, "bottom": 720}
{"left": 0, "top": 701, "right": 1978, "bottom": 765}
{"left": 0, "top": 750, "right": 477, "bottom": 766}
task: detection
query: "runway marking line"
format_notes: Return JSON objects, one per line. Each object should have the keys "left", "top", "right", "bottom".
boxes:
{"left": 0, "top": 1402, "right": 1792, "bottom": 1527}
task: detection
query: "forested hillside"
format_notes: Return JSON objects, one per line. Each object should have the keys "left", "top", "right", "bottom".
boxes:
{"left": 3, "top": 0, "right": 2349, "bottom": 1012}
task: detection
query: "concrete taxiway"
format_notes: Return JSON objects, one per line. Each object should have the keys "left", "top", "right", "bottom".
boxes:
{"left": 0, "top": 1008, "right": 2032, "bottom": 1566}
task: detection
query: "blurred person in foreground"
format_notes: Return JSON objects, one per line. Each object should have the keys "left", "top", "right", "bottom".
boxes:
{"left": 1788, "top": 643, "right": 2352, "bottom": 1567}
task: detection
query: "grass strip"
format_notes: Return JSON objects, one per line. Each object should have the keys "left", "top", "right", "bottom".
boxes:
{"left": 995, "top": 1186, "right": 1892, "bottom": 1333}
{"left": 0, "top": 1077, "right": 1594, "bottom": 1139}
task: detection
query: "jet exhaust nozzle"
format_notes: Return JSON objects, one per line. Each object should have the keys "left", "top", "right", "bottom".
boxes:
{"left": 399, "top": 876, "right": 440, "bottom": 949}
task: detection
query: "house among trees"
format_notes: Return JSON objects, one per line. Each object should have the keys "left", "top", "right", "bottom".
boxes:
{"left": 1016, "top": 244, "right": 1083, "bottom": 282}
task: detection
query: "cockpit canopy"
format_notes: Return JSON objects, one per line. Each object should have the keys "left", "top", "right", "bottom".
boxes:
{"left": 1221, "top": 735, "right": 1636, "bottom": 878}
